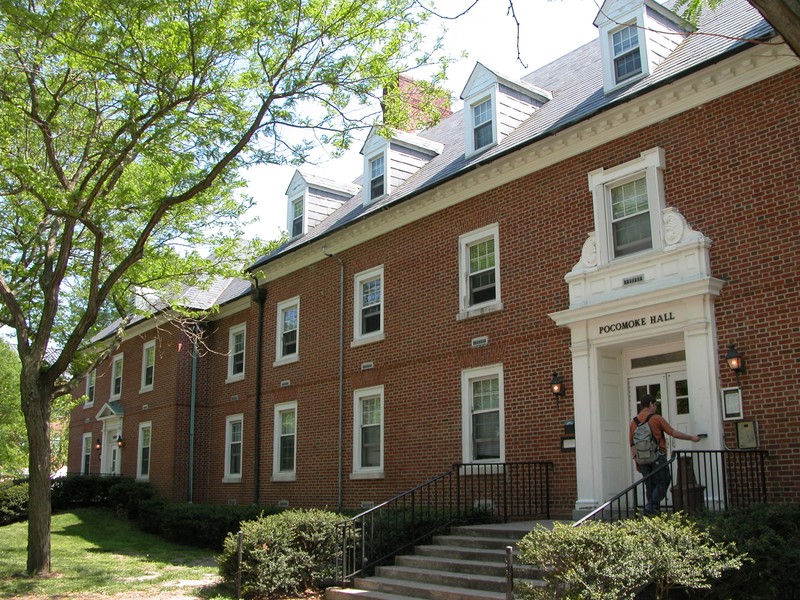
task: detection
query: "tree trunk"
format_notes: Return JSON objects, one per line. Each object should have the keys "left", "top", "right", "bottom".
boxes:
{"left": 21, "top": 369, "right": 52, "bottom": 576}
{"left": 748, "top": 0, "right": 800, "bottom": 58}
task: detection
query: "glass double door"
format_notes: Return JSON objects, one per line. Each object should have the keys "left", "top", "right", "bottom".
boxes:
{"left": 628, "top": 371, "right": 691, "bottom": 455}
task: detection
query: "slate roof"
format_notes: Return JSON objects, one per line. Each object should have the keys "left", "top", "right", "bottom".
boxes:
{"left": 92, "top": 276, "right": 251, "bottom": 343}
{"left": 249, "top": 0, "right": 773, "bottom": 272}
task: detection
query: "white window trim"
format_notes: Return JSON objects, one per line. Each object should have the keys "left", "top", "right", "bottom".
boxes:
{"left": 81, "top": 432, "right": 92, "bottom": 474}
{"left": 351, "top": 385, "right": 384, "bottom": 479}
{"left": 364, "top": 148, "right": 389, "bottom": 205}
{"left": 457, "top": 223, "right": 503, "bottom": 320}
{"left": 272, "top": 401, "right": 298, "bottom": 482}
{"left": 600, "top": 13, "right": 650, "bottom": 93}
{"left": 137, "top": 421, "right": 152, "bottom": 481}
{"left": 274, "top": 296, "right": 300, "bottom": 366}
{"left": 84, "top": 371, "right": 96, "bottom": 407}
{"left": 223, "top": 414, "right": 243, "bottom": 482}
{"left": 588, "top": 147, "right": 666, "bottom": 266}
{"left": 226, "top": 323, "right": 246, "bottom": 383}
{"left": 140, "top": 340, "right": 156, "bottom": 393}
{"left": 352, "top": 265, "right": 385, "bottom": 347}
{"left": 465, "top": 89, "right": 498, "bottom": 157}
{"left": 461, "top": 364, "right": 505, "bottom": 465}
{"left": 289, "top": 193, "right": 305, "bottom": 238}
{"left": 110, "top": 354, "right": 124, "bottom": 401}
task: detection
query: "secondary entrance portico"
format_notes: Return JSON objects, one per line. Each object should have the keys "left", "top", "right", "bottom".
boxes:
{"left": 551, "top": 210, "right": 726, "bottom": 517}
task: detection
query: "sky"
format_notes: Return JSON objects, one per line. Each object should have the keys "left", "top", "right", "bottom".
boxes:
{"left": 242, "top": 0, "right": 603, "bottom": 241}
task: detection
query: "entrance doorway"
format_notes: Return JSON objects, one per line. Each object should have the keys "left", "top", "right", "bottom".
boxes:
{"left": 628, "top": 371, "right": 691, "bottom": 454}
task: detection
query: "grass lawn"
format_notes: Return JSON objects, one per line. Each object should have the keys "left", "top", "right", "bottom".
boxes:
{"left": 0, "top": 507, "right": 235, "bottom": 599}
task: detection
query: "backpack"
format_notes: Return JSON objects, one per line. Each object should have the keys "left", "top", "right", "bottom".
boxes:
{"left": 632, "top": 414, "right": 660, "bottom": 465}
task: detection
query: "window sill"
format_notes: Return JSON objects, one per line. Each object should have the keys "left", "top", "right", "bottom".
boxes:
{"left": 350, "top": 333, "right": 385, "bottom": 348}
{"left": 139, "top": 387, "right": 153, "bottom": 394}
{"left": 136, "top": 476, "right": 150, "bottom": 483}
{"left": 222, "top": 476, "right": 242, "bottom": 484}
{"left": 350, "top": 470, "right": 384, "bottom": 480}
{"left": 225, "top": 373, "right": 245, "bottom": 384}
{"left": 272, "top": 473, "right": 297, "bottom": 482}
{"left": 273, "top": 354, "right": 299, "bottom": 368}
{"left": 457, "top": 301, "right": 503, "bottom": 321}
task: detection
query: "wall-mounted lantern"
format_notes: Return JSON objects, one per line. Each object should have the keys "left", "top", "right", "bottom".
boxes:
{"left": 550, "top": 372, "right": 566, "bottom": 407}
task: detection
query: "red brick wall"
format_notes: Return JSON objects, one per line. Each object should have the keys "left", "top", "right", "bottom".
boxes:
{"left": 69, "top": 67, "right": 800, "bottom": 514}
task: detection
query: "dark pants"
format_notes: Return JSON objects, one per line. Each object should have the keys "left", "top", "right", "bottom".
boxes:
{"left": 640, "top": 453, "right": 671, "bottom": 513}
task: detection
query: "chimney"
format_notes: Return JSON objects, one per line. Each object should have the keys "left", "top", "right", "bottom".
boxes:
{"left": 383, "top": 74, "right": 452, "bottom": 132}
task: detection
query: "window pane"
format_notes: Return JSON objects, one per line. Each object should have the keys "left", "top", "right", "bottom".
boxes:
{"left": 140, "top": 447, "right": 150, "bottom": 476}
{"left": 361, "top": 277, "right": 382, "bottom": 334}
{"left": 612, "top": 25, "right": 642, "bottom": 81}
{"left": 370, "top": 156, "right": 385, "bottom": 199}
{"left": 282, "top": 329, "right": 297, "bottom": 356}
{"left": 473, "top": 411, "right": 500, "bottom": 460}
{"left": 282, "top": 307, "right": 298, "bottom": 355}
{"left": 292, "top": 200, "right": 303, "bottom": 237}
{"left": 279, "top": 437, "right": 295, "bottom": 471}
{"left": 611, "top": 178, "right": 651, "bottom": 256}
{"left": 361, "top": 425, "right": 381, "bottom": 467}
{"left": 232, "top": 330, "right": 245, "bottom": 374}
{"left": 472, "top": 378, "right": 499, "bottom": 411}
{"left": 473, "top": 100, "right": 493, "bottom": 149}
{"left": 468, "top": 238, "right": 496, "bottom": 305}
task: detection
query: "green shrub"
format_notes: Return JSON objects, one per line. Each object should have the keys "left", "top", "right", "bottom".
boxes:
{"left": 217, "top": 508, "right": 346, "bottom": 597}
{"left": 156, "top": 502, "right": 268, "bottom": 550}
{"left": 517, "top": 513, "right": 743, "bottom": 600}
{"left": 0, "top": 481, "right": 28, "bottom": 525}
{"left": 107, "top": 478, "right": 156, "bottom": 520}
{"left": 517, "top": 520, "right": 647, "bottom": 599}
{"left": 51, "top": 474, "right": 122, "bottom": 508}
{"left": 694, "top": 503, "right": 800, "bottom": 599}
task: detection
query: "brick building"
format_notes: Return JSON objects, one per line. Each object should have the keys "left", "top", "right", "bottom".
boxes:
{"left": 69, "top": 0, "right": 799, "bottom": 518}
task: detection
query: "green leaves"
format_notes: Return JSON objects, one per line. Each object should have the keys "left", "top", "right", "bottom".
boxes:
{"left": 517, "top": 514, "right": 744, "bottom": 600}
{"left": 0, "top": 0, "right": 440, "bottom": 392}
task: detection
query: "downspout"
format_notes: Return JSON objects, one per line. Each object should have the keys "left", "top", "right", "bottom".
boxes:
{"left": 323, "top": 247, "right": 345, "bottom": 511}
{"left": 250, "top": 278, "right": 268, "bottom": 504}
{"left": 188, "top": 324, "right": 200, "bottom": 503}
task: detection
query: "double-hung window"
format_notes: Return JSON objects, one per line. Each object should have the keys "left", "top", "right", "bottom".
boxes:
{"left": 352, "top": 386, "right": 384, "bottom": 478}
{"left": 111, "top": 354, "right": 123, "bottom": 400}
{"left": 368, "top": 154, "right": 386, "bottom": 202}
{"left": 85, "top": 371, "right": 96, "bottom": 407}
{"left": 472, "top": 98, "right": 494, "bottom": 151}
{"left": 224, "top": 414, "right": 243, "bottom": 481}
{"left": 461, "top": 365, "right": 504, "bottom": 463}
{"left": 273, "top": 402, "right": 297, "bottom": 481}
{"left": 81, "top": 433, "right": 92, "bottom": 474}
{"left": 137, "top": 422, "right": 151, "bottom": 480}
{"left": 458, "top": 224, "right": 502, "bottom": 319}
{"left": 610, "top": 176, "right": 651, "bottom": 256}
{"left": 140, "top": 340, "right": 155, "bottom": 392}
{"left": 353, "top": 266, "right": 384, "bottom": 344}
{"left": 290, "top": 196, "right": 304, "bottom": 238}
{"left": 227, "top": 323, "right": 246, "bottom": 382}
{"left": 275, "top": 297, "right": 299, "bottom": 364}
{"left": 612, "top": 24, "right": 642, "bottom": 84}
{"left": 588, "top": 147, "right": 666, "bottom": 264}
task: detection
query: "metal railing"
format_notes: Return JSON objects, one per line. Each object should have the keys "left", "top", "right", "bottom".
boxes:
{"left": 575, "top": 449, "right": 769, "bottom": 525}
{"left": 334, "top": 461, "right": 553, "bottom": 585}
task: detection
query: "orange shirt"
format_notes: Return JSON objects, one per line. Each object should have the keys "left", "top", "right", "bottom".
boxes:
{"left": 629, "top": 411, "right": 676, "bottom": 454}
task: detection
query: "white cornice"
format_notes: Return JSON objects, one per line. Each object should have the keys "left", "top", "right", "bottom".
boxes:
{"left": 258, "top": 42, "right": 797, "bottom": 284}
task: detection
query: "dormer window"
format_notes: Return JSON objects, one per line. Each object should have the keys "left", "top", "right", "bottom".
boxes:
{"left": 290, "top": 197, "right": 303, "bottom": 238}
{"left": 595, "top": 0, "right": 693, "bottom": 94}
{"left": 368, "top": 154, "right": 385, "bottom": 202}
{"left": 461, "top": 63, "right": 550, "bottom": 158}
{"left": 472, "top": 98, "right": 494, "bottom": 150}
{"left": 612, "top": 24, "right": 642, "bottom": 83}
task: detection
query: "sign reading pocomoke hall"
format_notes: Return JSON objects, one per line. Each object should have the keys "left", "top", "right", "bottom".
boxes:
{"left": 598, "top": 312, "right": 676, "bottom": 335}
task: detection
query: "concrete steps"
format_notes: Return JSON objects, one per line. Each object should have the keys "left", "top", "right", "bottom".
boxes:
{"left": 325, "top": 521, "right": 553, "bottom": 600}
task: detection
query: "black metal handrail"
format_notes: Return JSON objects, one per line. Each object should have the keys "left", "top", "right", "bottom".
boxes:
{"left": 574, "top": 449, "right": 769, "bottom": 525}
{"left": 334, "top": 461, "right": 553, "bottom": 585}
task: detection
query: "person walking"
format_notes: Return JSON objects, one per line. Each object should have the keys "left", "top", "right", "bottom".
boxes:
{"left": 630, "top": 394, "right": 701, "bottom": 514}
